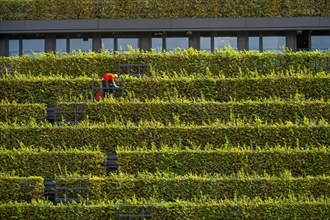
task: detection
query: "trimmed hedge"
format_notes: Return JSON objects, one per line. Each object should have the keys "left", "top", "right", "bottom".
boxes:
{"left": 2, "top": 90, "right": 330, "bottom": 125}
{"left": 122, "top": 75, "right": 330, "bottom": 102}
{"left": 117, "top": 148, "right": 330, "bottom": 176}
{"left": 1, "top": 50, "right": 329, "bottom": 77}
{"left": 1, "top": 76, "right": 330, "bottom": 103}
{"left": 0, "top": 103, "right": 46, "bottom": 123}
{"left": 214, "top": 76, "right": 330, "bottom": 102}
{"left": 1, "top": 0, "right": 329, "bottom": 20}
{"left": 85, "top": 175, "right": 330, "bottom": 201}
{"left": 0, "top": 176, "right": 44, "bottom": 202}
{"left": 0, "top": 199, "right": 329, "bottom": 220}
{"left": 7, "top": 174, "right": 329, "bottom": 203}
{"left": 0, "top": 124, "right": 329, "bottom": 151}
{"left": 0, "top": 148, "right": 105, "bottom": 178}
{"left": 0, "top": 77, "right": 91, "bottom": 104}
{"left": 58, "top": 100, "right": 330, "bottom": 124}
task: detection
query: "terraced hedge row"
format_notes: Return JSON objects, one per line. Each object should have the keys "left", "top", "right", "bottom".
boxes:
{"left": 1, "top": 146, "right": 328, "bottom": 177}
{"left": 7, "top": 99, "right": 330, "bottom": 124}
{"left": 0, "top": 176, "right": 44, "bottom": 202}
{"left": 3, "top": 175, "right": 329, "bottom": 202}
{"left": 0, "top": 124, "right": 329, "bottom": 151}
{"left": 3, "top": 99, "right": 328, "bottom": 125}
{"left": 54, "top": 100, "right": 330, "bottom": 125}
{"left": 0, "top": 77, "right": 90, "bottom": 104}
{"left": 1, "top": 76, "right": 330, "bottom": 103}
{"left": 1, "top": 199, "right": 329, "bottom": 220}
{"left": 117, "top": 148, "right": 330, "bottom": 176}
{"left": 1, "top": 0, "right": 329, "bottom": 20}
{"left": 0, "top": 103, "right": 46, "bottom": 122}
{"left": 0, "top": 149, "right": 105, "bottom": 178}
{"left": 1, "top": 50, "right": 329, "bottom": 77}
{"left": 85, "top": 175, "right": 330, "bottom": 201}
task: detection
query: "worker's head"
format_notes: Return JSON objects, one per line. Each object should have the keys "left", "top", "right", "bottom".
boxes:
{"left": 114, "top": 74, "right": 118, "bottom": 79}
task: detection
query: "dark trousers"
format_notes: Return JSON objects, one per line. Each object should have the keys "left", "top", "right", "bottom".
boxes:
{"left": 102, "top": 80, "right": 114, "bottom": 96}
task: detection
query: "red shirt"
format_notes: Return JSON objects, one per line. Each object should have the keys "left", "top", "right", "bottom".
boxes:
{"left": 102, "top": 73, "right": 115, "bottom": 82}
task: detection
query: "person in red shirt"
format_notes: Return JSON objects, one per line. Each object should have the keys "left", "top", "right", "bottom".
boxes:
{"left": 102, "top": 73, "right": 119, "bottom": 87}
{"left": 101, "top": 73, "right": 119, "bottom": 97}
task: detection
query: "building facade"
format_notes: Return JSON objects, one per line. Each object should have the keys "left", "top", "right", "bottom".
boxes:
{"left": 0, "top": 17, "right": 329, "bottom": 56}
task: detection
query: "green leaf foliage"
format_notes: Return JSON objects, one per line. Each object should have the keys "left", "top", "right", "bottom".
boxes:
{"left": 0, "top": 45, "right": 330, "bottom": 217}
{"left": 84, "top": 174, "right": 330, "bottom": 201}
{"left": 0, "top": 198, "right": 329, "bottom": 220}
{"left": 0, "top": 175, "right": 44, "bottom": 202}
{"left": 0, "top": 77, "right": 91, "bottom": 104}
{"left": 72, "top": 99, "right": 330, "bottom": 125}
{"left": 0, "top": 0, "right": 329, "bottom": 20}
{"left": 1, "top": 50, "right": 329, "bottom": 77}
{"left": 0, "top": 102, "right": 46, "bottom": 123}
{"left": 1, "top": 75, "right": 330, "bottom": 103}
{"left": 0, "top": 148, "right": 105, "bottom": 178}
{"left": 117, "top": 147, "right": 330, "bottom": 176}
{"left": 0, "top": 124, "right": 329, "bottom": 151}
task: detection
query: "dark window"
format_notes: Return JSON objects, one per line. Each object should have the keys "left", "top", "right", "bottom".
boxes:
{"left": 200, "top": 36, "right": 211, "bottom": 52}
{"left": 70, "top": 37, "right": 92, "bottom": 54}
{"left": 214, "top": 36, "right": 237, "bottom": 50}
{"left": 151, "top": 37, "right": 163, "bottom": 52}
{"left": 311, "top": 35, "right": 330, "bottom": 52}
{"left": 117, "top": 38, "right": 139, "bottom": 52}
{"left": 248, "top": 36, "right": 260, "bottom": 51}
{"left": 9, "top": 39, "right": 19, "bottom": 56}
{"left": 262, "top": 36, "right": 285, "bottom": 52}
{"left": 101, "top": 38, "right": 115, "bottom": 51}
{"left": 56, "top": 39, "right": 67, "bottom": 53}
{"left": 22, "top": 39, "right": 45, "bottom": 56}
{"left": 166, "top": 37, "right": 189, "bottom": 51}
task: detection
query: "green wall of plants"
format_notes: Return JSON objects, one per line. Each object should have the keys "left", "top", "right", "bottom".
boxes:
{"left": 0, "top": 124, "right": 329, "bottom": 151}
{"left": 117, "top": 147, "right": 330, "bottom": 176}
{"left": 0, "top": 148, "right": 105, "bottom": 178}
{"left": 1, "top": 0, "right": 329, "bottom": 20}
{"left": 1, "top": 50, "right": 329, "bottom": 77}
{"left": 0, "top": 198, "right": 329, "bottom": 220}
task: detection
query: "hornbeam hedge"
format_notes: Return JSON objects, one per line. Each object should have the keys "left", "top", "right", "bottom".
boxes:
{"left": 1, "top": 75, "right": 330, "bottom": 103}
{"left": 117, "top": 147, "right": 330, "bottom": 176}
{"left": 1, "top": 0, "right": 329, "bottom": 20}
{"left": 0, "top": 102, "right": 46, "bottom": 122}
{"left": 56, "top": 100, "right": 330, "bottom": 125}
{"left": 80, "top": 175, "right": 330, "bottom": 201}
{"left": 0, "top": 148, "right": 105, "bottom": 178}
{"left": 1, "top": 50, "right": 329, "bottom": 77}
{"left": 0, "top": 176, "right": 44, "bottom": 202}
{"left": 0, "top": 124, "right": 329, "bottom": 151}
{"left": 2, "top": 175, "right": 329, "bottom": 203}
{"left": 0, "top": 198, "right": 329, "bottom": 220}
{"left": 0, "top": 77, "right": 91, "bottom": 104}
{"left": 120, "top": 75, "right": 330, "bottom": 102}
{"left": 3, "top": 97, "right": 330, "bottom": 125}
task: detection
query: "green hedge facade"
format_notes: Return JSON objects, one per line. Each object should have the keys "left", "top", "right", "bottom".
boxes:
{"left": 1, "top": 0, "right": 329, "bottom": 20}
{"left": 87, "top": 175, "right": 330, "bottom": 201}
{"left": 117, "top": 148, "right": 330, "bottom": 176}
{"left": 0, "top": 176, "right": 44, "bottom": 202}
{"left": 8, "top": 100, "right": 330, "bottom": 125}
{"left": 1, "top": 76, "right": 330, "bottom": 103}
{"left": 81, "top": 100, "right": 330, "bottom": 124}
{"left": 0, "top": 78, "right": 91, "bottom": 104}
{"left": 2, "top": 175, "right": 329, "bottom": 203}
{"left": 0, "top": 125, "right": 329, "bottom": 151}
{"left": 0, "top": 199, "right": 329, "bottom": 220}
{"left": 0, "top": 149, "right": 105, "bottom": 178}
{"left": 0, "top": 103, "right": 46, "bottom": 123}
{"left": 1, "top": 51, "right": 329, "bottom": 77}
